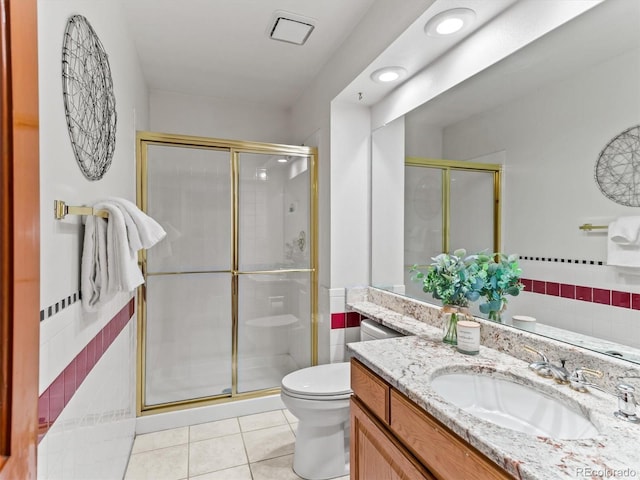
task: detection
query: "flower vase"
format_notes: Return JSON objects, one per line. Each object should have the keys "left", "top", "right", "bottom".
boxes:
{"left": 487, "top": 301, "right": 506, "bottom": 323}
{"left": 442, "top": 305, "right": 459, "bottom": 345}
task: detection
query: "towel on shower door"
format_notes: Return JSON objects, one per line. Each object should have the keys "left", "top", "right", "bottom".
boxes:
{"left": 606, "top": 216, "right": 640, "bottom": 268}
{"left": 81, "top": 199, "right": 166, "bottom": 311}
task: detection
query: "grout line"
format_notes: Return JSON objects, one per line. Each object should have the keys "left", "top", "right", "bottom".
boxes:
{"left": 186, "top": 423, "right": 191, "bottom": 479}
{"left": 239, "top": 427, "right": 254, "bottom": 480}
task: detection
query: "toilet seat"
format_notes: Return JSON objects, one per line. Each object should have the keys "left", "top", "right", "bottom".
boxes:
{"left": 281, "top": 363, "right": 351, "bottom": 400}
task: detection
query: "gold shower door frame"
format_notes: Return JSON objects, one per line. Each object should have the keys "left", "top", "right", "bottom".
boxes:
{"left": 136, "top": 131, "right": 318, "bottom": 415}
{"left": 405, "top": 157, "right": 502, "bottom": 256}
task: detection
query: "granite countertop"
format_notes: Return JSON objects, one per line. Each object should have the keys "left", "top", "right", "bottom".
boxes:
{"left": 347, "top": 301, "right": 639, "bottom": 480}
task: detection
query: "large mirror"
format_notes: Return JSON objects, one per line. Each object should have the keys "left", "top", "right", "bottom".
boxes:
{"left": 371, "top": 0, "right": 640, "bottom": 364}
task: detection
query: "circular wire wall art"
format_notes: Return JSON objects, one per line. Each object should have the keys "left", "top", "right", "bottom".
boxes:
{"left": 595, "top": 125, "right": 640, "bottom": 207}
{"left": 62, "top": 15, "right": 117, "bottom": 181}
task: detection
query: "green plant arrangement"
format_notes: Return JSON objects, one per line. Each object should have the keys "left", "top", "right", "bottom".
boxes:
{"left": 411, "top": 250, "right": 524, "bottom": 342}
{"left": 410, "top": 249, "right": 482, "bottom": 344}
{"left": 474, "top": 252, "right": 524, "bottom": 322}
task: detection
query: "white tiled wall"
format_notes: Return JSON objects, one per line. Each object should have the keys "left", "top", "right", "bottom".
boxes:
{"left": 328, "top": 288, "right": 361, "bottom": 363}
{"left": 39, "top": 293, "right": 132, "bottom": 395}
{"left": 38, "top": 317, "right": 136, "bottom": 480}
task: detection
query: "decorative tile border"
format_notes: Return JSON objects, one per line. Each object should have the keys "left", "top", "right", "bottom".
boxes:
{"left": 520, "top": 256, "right": 604, "bottom": 265}
{"left": 331, "top": 311, "right": 361, "bottom": 329}
{"left": 521, "top": 278, "right": 640, "bottom": 310}
{"left": 38, "top": 298, "right": 135, "bottom": 443}
{"left": 40, "top": 291, "right": 81, "bottom": 321}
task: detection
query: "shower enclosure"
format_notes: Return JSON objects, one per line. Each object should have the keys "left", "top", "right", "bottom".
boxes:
{"left": 136, "top": 132, "right": 317, "bottom": 414}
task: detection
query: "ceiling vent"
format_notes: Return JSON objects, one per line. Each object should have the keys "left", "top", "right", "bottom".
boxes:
{"left": 268, "top": 11, "right": 315, "bottom": 46}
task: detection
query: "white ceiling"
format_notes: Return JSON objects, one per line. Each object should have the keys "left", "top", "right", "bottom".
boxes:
{"left": 121, "top": 0, "right": 635, "bottom": 116}
{"left": 121, "top": 0, "right": 377, "bottom": 108}
{"left": 406, "top": 0, "right": 640, "bottom": 128}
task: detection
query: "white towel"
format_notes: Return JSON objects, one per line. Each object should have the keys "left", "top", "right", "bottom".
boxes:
{"left": 106, "top": 197, "right": 167, "bottom": 251}
{"left": 81, "top": 215, "right": 111, "bottom": 310}
{"left": 81, "top": 199, "right": 166, "bottom": 311}
{"left": 607, "top": 217, "right": 640, "bottom": 268}
{"left": 609, "top": 216, "right": 640, "bottom": 245}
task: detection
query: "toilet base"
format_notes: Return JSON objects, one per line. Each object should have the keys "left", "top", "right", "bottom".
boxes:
{"left": 292, "top": 421, "right": 350, "bottom": 480}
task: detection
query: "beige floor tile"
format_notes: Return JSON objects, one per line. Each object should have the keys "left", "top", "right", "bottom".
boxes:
{"left": 250, "top": 454, "right": 302, "bottom": 480}
{"left": 188, "top": 464, "right": 252, "bottom": 480}
{"left": 238, "top": 410, "right": 287, "bottom": 432}
{"left": 242, "top": 424, "right": 295, "bottom": 463}
{"left": 124, "top": 444, "right": 188, "bottom": 480}
{"left": 289, "top": 422, "right": 298, "bottom": 436}
{"left": 131, "top": 427, "right": 189, "bottom": 454}
{"left": 188, "top": 433, "right": 247, "bottom": 477}
{"left": 282, "top": 409, "right": 298, "bottom": 424}
{"left": 190, "top": 418, "right": 240, "bottom": 443}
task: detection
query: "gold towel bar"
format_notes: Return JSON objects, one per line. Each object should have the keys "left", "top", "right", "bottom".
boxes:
{"left": 54, "top": 200, "right": 108, "bottom": 220}
{"left": 579, "top": 223, "right": 608, "bottom": 231}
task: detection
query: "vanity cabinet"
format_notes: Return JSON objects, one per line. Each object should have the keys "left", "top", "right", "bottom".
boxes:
{"left": 350, "top": 359, "right": 512, "bottom": 480}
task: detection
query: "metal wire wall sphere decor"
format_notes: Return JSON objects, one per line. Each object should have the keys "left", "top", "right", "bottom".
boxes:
{"left": 62, "top": 15, "right": 117, "bottom": 181}
{"left": 594, "top": 125, "right": 640, "bottom": 207}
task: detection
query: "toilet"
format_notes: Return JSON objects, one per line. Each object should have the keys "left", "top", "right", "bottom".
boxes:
{"left": 281, "top": 318, "right": 404, "bottom": 480}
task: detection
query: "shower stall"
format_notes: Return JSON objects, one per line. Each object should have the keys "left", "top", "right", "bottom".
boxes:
{"left": 136, "top": 132, "right": 317, "bottom": 414}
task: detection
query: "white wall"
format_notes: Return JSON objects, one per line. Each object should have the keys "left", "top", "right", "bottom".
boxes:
{"left": 371, "top": 116, "right": 405, "bottom": 288}
{"left": 149, "top": 90, "right": 292, "bottom": 144}
{"left": 37, "top": 0, "right": 148, "bottom": 477}
{"left": 330, "top": 102, "right": 371, "bottom": 287}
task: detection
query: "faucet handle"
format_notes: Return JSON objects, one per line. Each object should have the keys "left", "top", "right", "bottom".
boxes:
{"left": 569, "top": 367, "right": 604, "bottom": 392}
{"left": 523, "top": 345, "right": 552, "bottom": 378}
{"left": 614, "top": 383, "right": 639, "bottom": 424}
{"left": 523, "top": 345, "right": 548, "bottom": 362}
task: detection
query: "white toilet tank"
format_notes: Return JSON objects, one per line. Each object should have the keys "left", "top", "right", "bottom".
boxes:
{"left": 360, "top": 318, "right": 404, "bottom": 341}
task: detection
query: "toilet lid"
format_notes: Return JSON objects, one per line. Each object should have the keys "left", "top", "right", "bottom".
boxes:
{"left": 282, "top": 362, "right": 351, "bottom": 397}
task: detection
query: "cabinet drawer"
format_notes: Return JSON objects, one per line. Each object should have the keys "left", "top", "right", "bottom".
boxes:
{"left": 351, "top": 358, "right": 390, "bottom": 423}
{"left": 390, "top": 390, "right": 512, "bottom": 480}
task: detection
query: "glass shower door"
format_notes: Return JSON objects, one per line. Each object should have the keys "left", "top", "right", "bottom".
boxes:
{"left": 235, "top": 152, "right": 313, "bottom": 394}
{"left": 143, "top": 145, "right": 232, "bottom": 406}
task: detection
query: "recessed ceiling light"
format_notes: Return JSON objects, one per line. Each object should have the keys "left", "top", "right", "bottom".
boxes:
{"left": 370, "top": 66, "right": 408, "bottom": 84}
{"left": 424, "top": 8, "right": 476, "bottom": 37}
{"left": 277, "top": 158, "right": 288, "bottom": 163}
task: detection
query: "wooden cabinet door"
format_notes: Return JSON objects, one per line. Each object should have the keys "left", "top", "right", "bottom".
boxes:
{"left": 390, "top": 390, "right": 512, "bottom": 480}
{"left": 0, "top": 0, "right": 40, "bottom": 478}
{"left": 351, "top": 397, "right": 434, "bottom": 480}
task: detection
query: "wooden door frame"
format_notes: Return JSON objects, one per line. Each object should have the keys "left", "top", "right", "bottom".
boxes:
{"left": 0, "top": 0, "right": 40, "bottom": 478}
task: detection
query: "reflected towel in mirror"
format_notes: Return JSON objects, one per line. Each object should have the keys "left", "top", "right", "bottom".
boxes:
{"left": 607, "top": 216, "right": 640, "bottom": 268}
{"left": 609, "top": 216, "right": 640, "bottom": 245}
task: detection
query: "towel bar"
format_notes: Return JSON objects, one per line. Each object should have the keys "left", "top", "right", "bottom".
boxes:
{"left": 54, "top": 200, "right": 108, "bottom": 220}
{"left": 579, "top": 223, "right": 608, "bottom": 231}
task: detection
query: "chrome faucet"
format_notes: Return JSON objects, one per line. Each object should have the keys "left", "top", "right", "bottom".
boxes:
{"left": 523, "top": 346, "right": 569, "bottom": 383}
{"left": 569, "top": 367, "right": 605, "bottom": 392}
{"left": 523, "top": 345, "right": 552, "bottom": 378}
{"left": 570, "top": 369, "right": 639, "bottom": 424}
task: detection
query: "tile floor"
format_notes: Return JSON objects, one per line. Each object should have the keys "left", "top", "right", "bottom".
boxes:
{"left": 124, "top": 409, "right": 350, "bottom": 480}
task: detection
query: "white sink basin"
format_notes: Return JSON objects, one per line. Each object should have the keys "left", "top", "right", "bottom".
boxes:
{"left": 431, "top": 373, "right": 598, "bottom": 439}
